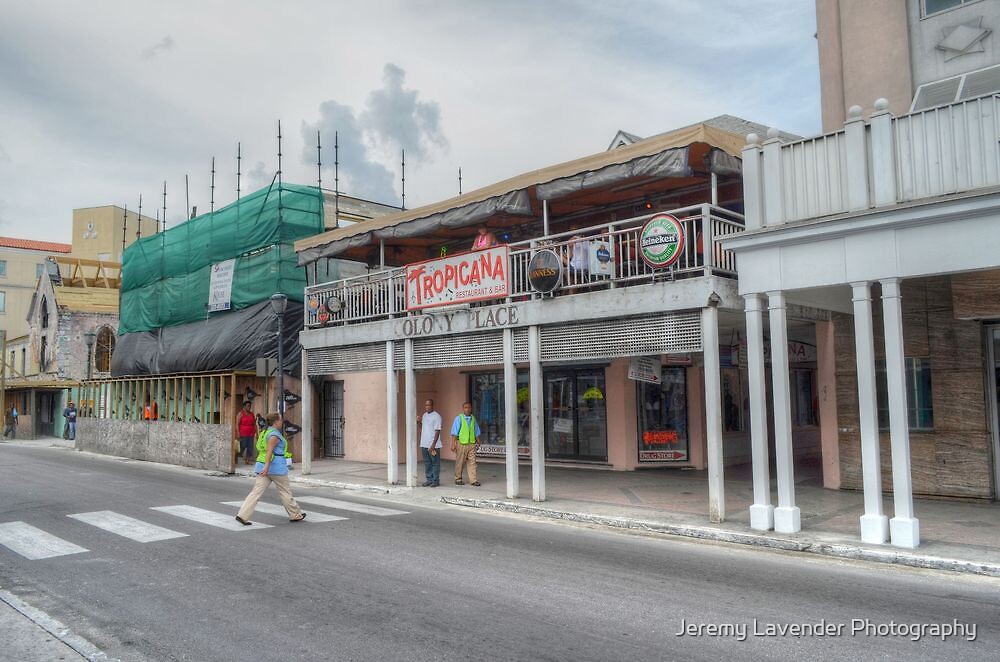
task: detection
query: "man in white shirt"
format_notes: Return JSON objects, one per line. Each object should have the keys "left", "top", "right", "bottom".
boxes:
{"left": 418, "top": 399, "right": 443, "bottom": 487}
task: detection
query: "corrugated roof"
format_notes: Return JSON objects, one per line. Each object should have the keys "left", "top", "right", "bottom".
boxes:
{"left": 0, "top": 237, "right": 72, "bottom": 253}
{"left": 295, "top": 121, "right": 748, "bottom": 254}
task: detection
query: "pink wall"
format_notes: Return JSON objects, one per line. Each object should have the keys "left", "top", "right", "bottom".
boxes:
{"left": 606, "top": 359, "right": 636, "bottom": 470}
{"left": 687, "top": 366, "right": 706, "bottom": 470}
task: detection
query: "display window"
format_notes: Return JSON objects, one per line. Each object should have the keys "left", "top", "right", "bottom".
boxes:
{"left": 467, "top": 371, "right": 530, "bottom": 457}
{"left": 637, "top": 366, "right": 688, "bottom": 462}
{"left": 544, "top": 368, "right": 608, "bottom": 461}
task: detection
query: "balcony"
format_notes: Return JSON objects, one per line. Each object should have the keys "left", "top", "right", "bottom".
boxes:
{"left": 743, "top": 94, "right": 1000, "bottom": 230}
{"left": 304, "top": 203, "right": 744, "bottom": 329}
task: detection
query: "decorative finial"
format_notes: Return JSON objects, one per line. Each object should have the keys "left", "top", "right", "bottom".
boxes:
{"left": 746, "top": 133, "right": 760, "bottom": 146}
{"left": 847, "top": 105, "right": 863, "bottom": 119}
{"left": 874, "top": 98, "right": 889, "bottom": 112}
{"left": 766, "top": 127, "right": 779, "bottom": 140}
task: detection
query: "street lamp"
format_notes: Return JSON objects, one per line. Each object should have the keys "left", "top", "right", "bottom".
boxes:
{"left": 84, "top": 330, "right": 96, "bottom": 381}
{"left": 269, "top": 293, "right": 288, "bottom": 415}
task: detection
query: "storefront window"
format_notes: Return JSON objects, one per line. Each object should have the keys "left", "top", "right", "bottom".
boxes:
{"left": 545, "top": 368, "right": 608, "bottom": 461}
{"left": 468, "top": 371, "right": 530, "bottom": 458}
{"left": 876, "top": 358, "right": 934, "bottom": 431}
{"left": 637, "top": 367, "right": 688, "bottom": 462}
{"left": 721, "top": 367, "right": 745, "bottom": 432}
{"left": 790, "top": 369, "right": 818, "bottom": 427}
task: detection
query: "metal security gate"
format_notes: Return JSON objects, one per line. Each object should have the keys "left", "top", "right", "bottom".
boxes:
{"left": 322, "top": 380, "right": 345, "bottom": 457}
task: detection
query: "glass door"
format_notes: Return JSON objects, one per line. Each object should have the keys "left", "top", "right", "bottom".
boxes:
{"left": 544, "top": 368, "right": 608, "bottom": 461}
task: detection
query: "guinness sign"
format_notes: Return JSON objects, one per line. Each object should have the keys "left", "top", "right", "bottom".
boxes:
{"left": 527, "top": 249, "right": 562, "bottom": 293}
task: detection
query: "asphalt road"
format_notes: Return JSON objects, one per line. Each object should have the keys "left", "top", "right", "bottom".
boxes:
{"left": 1, "top": 442, "right": 998, "bottom": 662}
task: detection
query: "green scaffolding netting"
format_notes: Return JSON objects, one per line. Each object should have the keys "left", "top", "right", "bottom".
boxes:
{"left": 119, "top": 183, "right": 324, "bottom": 334}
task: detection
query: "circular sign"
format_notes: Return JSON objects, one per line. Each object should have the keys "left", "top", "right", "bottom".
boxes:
{"left": 307, "top": 296, "right": 321, "bottom": 312}
{"left": 527, "top": 249, "right": 562, "bottom": 293}
{"left": 639, "top": 214, "right": 685, "bottom": 269}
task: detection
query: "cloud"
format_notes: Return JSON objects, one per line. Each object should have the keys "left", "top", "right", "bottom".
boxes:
{"left": 301, "top": 63, "right": 446, "bottom": 204}
{"left": 361, "top": 63, "right": 447, "bottom": 162}
{"left": 245, "top": 161, "right": 273, "bottom": 191}
{"left": 142, "top": 35, "right": 175, "bottom": 60}
{"left": 0, "top": 142, "right": 9, "bottom": 163}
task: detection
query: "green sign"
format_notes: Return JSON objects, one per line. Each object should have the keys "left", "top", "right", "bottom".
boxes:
{"left": 639, "top": 214, "right": 685, "bottom": 269}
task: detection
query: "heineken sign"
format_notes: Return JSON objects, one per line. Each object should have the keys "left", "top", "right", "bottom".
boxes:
{"left": 639, "top": 214, "right": 685, "bottom": 269}
{"left": 527, "top": 249, "right": 562, "bottom": 293}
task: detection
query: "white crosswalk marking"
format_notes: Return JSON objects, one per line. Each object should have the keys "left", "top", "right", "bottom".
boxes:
{"left": 0, "top": 522, "right": 89, "bottom": 560}
{"left": 68, "top": 511, "right": 188, "bottom": 543}
{"left": 220, "top": 502, "right": 347, "bottom": 523}
{"left": 296, "top": 496, "right": 408, "bottom": 516}
{"left": 151, "top": 505, "right": 272, "bottom": 531}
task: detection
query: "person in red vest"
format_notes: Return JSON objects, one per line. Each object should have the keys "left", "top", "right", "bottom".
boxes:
{"left": 236, "top": 401, "right": 257, "bottom": 465}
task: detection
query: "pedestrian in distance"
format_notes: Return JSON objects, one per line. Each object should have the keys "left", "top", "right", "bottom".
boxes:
{"left": 63, "top": 400, "right": 77, "bottom": 441}
{"left": 235, "top": 412, "right": 306, "bottom": 525}
{"left": 3, "top": 404, "right": 16, "bottom": 439}
{"left": 418, "top": 399, "right": 442, "bottom": 487}
{"left": 450, "top": 401, "right": 482, "bottom": 486}
{"left": 236, "top": 401, "right": 257, "bottom": 465}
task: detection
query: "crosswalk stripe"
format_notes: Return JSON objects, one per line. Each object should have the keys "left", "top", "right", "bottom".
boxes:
{"left": 0, "top": 522, "right": 89, "bottom": 560}
{"left": 220, "top": 502, "right": 347, "bottom": 523}
{"left": 295, "top": 496, "right": 408, "bottom": 516}
{"left": 68, "top": 511, "right": 188, "bottom": 543}
{"left": 151, "top": 505, "right": 272, "bottom": 531}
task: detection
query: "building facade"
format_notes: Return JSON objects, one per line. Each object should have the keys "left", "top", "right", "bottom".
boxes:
{"left": 0, "top": 238, "right": 71, "bottom": 339}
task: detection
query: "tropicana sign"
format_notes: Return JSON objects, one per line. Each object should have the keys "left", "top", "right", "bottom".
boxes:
{"left": 405, "top": 246, "right": 510, "bottom": 310}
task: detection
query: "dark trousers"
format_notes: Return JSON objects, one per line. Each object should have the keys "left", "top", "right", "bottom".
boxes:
{"left": 422, "top": 447, "right": 440, "bottom": 484}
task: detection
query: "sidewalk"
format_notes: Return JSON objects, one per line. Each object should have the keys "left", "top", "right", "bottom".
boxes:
{"left": 264, "top": 455, "right": 1000, "bottom": 578}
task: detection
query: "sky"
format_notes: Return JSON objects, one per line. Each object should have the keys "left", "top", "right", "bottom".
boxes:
{"left": 0, "top": 0, "right": 821, "bottom": 241}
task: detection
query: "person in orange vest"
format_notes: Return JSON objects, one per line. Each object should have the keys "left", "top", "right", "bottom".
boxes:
{"left": 143, "top": 397, "right": 158, "bottom": 421}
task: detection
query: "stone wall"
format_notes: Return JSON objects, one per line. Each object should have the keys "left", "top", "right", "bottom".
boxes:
{"left": 77, "top": 418, "right": 231, "bottom": 472}
{"left": 834, "top": 276, "right": 993, "bottom": 499}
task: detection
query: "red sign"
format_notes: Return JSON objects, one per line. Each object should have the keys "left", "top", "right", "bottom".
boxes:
{"left": 405, "top": 246, "right": 509, "bottom": 311}
{"left": 642, "top": 430, "right": 680, "bottom": 445}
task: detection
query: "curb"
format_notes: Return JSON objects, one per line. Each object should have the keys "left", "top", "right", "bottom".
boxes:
{"left": 244, "top": 469, "right": 412, "bottom": 496}
{"left": 0, "top": 588, "right": 114, "bottom": 661}
{"left": 441, "top": 496, "right": 1000, "bottom": 579}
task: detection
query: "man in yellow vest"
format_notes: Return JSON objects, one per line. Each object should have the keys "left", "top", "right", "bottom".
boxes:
{"left": 450, "top": 401, "right": 482, "bottom": 486}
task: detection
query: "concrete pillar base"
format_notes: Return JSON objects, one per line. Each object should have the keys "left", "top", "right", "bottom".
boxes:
{"left": 890, "top": 516, "right": 920, "bottom": 549}
{"left": 859, "top": 514, "right": 889, "bottom": 544}
{"left": 774, "top": 506, "right": 801, "bottom": 534}
{"left": 749, "top": 504, "right": 774, "bottom": 531}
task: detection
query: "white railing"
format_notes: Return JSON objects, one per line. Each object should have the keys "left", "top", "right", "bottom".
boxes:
{"left": 894, "top": 95, "right": 1000, "bottom": 201}
{"left": 304, "top": 204, "right": 743, "bottom": 329}
{"left": 744, "top": 94, "right": 1000, "bottom": 229}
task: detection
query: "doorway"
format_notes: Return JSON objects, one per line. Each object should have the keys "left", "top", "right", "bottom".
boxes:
{"left": 987, "top": 326, "right": 1000, "bottom": 499}
{"left": 322, "top": 380, "right": 345, "bottom": 457}
{"left": 544, "top": 367, "right": 608, "bottom": 461}
{"left": 37, "top": 392, "right": 56, "bottom": 437}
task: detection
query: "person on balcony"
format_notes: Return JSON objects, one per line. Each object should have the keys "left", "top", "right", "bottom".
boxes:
{"left": 472, "top": 225, "right": 498, "bottom": 251}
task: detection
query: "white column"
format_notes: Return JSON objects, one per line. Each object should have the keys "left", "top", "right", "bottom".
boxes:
{"left": 869, "top": 99, "right": 897, "bottom": 208}
{"left": 880, "top": 278, "right": 920, "bottom": 548}
{"left": 744, "top": 294, "right": 773, "bottom": 530}
{"left": 300, "top": 350, "right": 313, "bottom": 475}
{"left": 851, "top": 282, "right": 889, "bottom": 544}
{"left": 768, "top": 291, "right": 800, "bottom": 533}
{"left": 503, "top": 328, "right": 520, "bottom": 499}
{"left": 741, "top": 135, "right": 764, "bottom": 231}
{"left": 404, "top": 338, "right": 417, "bottom": 488}
{"left": 386, "top": 341, "right": 398, "bottom": 485}
{"left": 761, "top": 128, "right": 785, "bottom": 227}
{"left": 528, "top": 325, "right": 545, "bottom": 502}
{"left": 701, "top": 305, "right": 725, "bottom": 523}
{"left": 843, "top": 105, "right": 870, "bottom": 212}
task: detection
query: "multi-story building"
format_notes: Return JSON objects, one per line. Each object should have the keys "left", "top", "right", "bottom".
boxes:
{"left": 818, "top": 0, "right": 1000, "bottom": 130}
{"left": 0, "top": 238, "right": 71, "bottom": 339}
{"left": 71, "top": 206, "right": 158, "bottom": 263}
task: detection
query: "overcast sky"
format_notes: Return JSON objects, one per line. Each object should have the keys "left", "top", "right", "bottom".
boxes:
{"left": 0, "top": 0, "right": 820, "bottom": 241}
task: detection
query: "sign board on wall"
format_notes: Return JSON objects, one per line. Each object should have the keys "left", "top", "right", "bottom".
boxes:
{"left": 208, "top": 259, "right": 236, "bottom": 312}
{"left": 588, "top": 239, "right": 615, "bottom": 277}
{"left": 627, "top": 356, "right": 662, "bottom": 384}
{"left": 639, "top": 214, "right": 685, "bottom": 269}
{"left": 405, "top": 246, "right": 509, "bottom": 310}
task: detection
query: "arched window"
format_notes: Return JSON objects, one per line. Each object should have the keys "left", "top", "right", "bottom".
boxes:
{"left": 40, "top": 296, "right": 49, "bottom": 329}
{"left": 94, "top": 326, "right": 115, "bottom": 373}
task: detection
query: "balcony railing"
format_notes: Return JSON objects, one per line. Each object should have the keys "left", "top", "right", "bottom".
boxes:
{"left": 744, "top": 94, "right": 1000, "bottom": 229}
{"left": 304, "top": 203, "right": 743, "bottom": 329}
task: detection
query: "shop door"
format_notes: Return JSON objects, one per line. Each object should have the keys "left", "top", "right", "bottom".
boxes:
{"left": 544, "top": 368, "right": 608, "bottom": 461}
{"left": 38, "top": 392, "right": 55, "bottom": 437}
{"left": 322, "top": 380, "right": 345, "bottom": 457}
{"left": 988, "top": 326, "right": 1000, "bottom": 499}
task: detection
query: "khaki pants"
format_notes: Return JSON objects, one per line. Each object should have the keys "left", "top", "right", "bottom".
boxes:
{"left": 237, "top": 473, "right": 303, "bottom": 521}
{"left": 454, "top": 443, "right": 478, "bottom": 483}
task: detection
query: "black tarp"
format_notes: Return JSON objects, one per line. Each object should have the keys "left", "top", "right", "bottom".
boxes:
{"left": 111, "top": 300, "right": 303, "bottom": 377}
